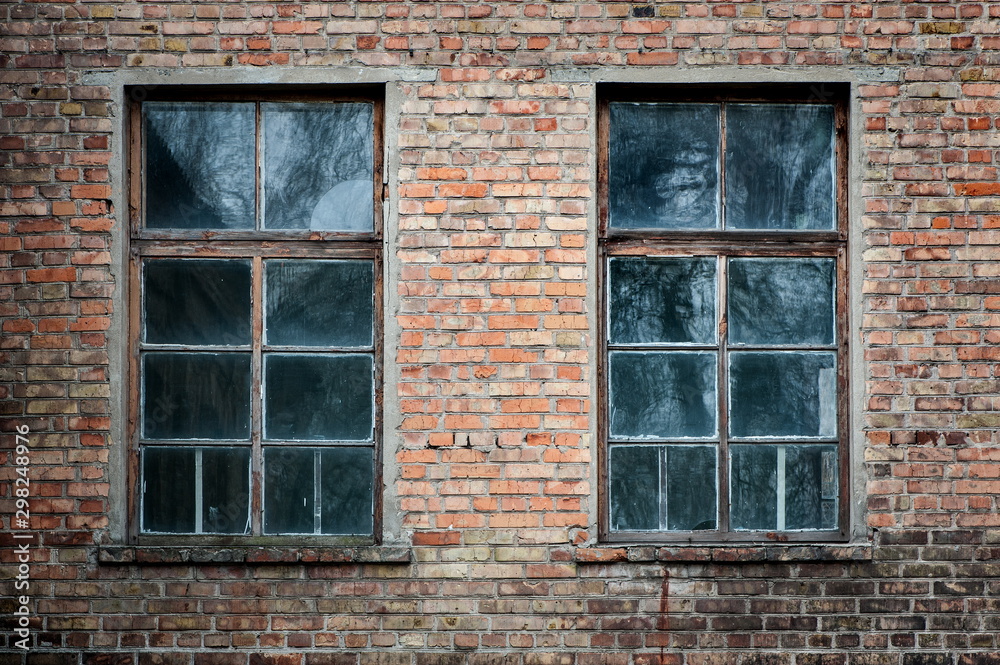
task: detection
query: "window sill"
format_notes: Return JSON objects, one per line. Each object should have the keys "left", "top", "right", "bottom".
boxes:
{"left": 575, "top": 544, "right": 872, "bottom": 564}
{"left": 98, "top": 545, "right": 412, "bottom": 566}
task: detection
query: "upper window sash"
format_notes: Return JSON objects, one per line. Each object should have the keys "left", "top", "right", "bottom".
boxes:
{"left": 128, "top": 89, "right": 384, "bottom": 243}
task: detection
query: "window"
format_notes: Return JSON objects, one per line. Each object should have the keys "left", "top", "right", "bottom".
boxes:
{"left": 128, "top": 89, "right": 383, "bottom": 541}
{"left": 599, "top": 85, "right": 849, "bottom": 542}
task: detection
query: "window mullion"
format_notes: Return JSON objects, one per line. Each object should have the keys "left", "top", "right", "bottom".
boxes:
{"left": 255, "top": 102, "right": 263, "bottom": 231}
{"left": 251, "top": 255, "right": 264, "bottom": 536}
{"left": 719, "top": 102, "right": 727, "bottom": 232}
{"left": 718, "top": 255, "right": 730, "bottom": 533}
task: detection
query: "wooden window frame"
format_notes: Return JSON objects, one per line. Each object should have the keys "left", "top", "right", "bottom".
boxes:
{"left": 126, "top": 86, "right": 385, "bottom": 545}
{"left": 597, "top": 83, "right": 851, "bottom": 544}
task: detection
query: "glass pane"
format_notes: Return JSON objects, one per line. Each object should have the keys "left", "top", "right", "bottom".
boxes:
{"left": 609, "top": 445, "right": 717, "bottom": 531}
{"left": 608, "top": 257, "right": 716, "bottom": 345}
{"left": 263, "top": 102, "right": 374, "bottom": 231}
{"left": 264, "top": 354, "right": 374, "bottom": 441}
{"left": 609, "top": 351, "right": 717, "bottom": 439}
{"left": 731, "top": 444, "right": 838, "bottom": 531}
{"left": 144, "top": 259, "right": 251, "bottom": 346}
{"left": 725, "top": 104, "right": 836, "bottom": 230}
{"left": 141, "top": 447, "right": 249, "bottom": 534}
{"left": 609, "top": 445, "right": 659, "bottom": 530}
{"left": 144, "top": 102, "right": 255, "bottom": 230}
{"left": 142, "top": 447, "right": 195, "bottom": 533}
{"left": 264, "top": 448, "right": 315, "bottom": 534}
{"left": 609, "top": 103, "right": 720, "bottom": 230}
{"left": 201, "top": 447, "right": 251, "bottom": 534}
{"left": 265, "top": 260, "right": 374, "bottom": 347}
{"left": 321, "top": 448, "right": 374, "bottom": 535}
{"left": 729, "top": 352, "right": 837, "bottom": 439}
{"left": 666, "top": 445, "right": 717, "bottom": 530}
{"left": 728, "top": 258, "right": 836, "bottom": 346}
{"left": 142, "top": 353, "right": 251, "bottom": 440}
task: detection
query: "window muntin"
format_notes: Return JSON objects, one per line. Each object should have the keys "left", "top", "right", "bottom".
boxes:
{"left": 600, "top": 86, "right": 848, "bottom": 542}
{"left": 130, "top": 91, "right": 381, "bottom": 540}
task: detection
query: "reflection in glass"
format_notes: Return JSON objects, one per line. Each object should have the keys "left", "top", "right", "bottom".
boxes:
{"left": 265, "top": 260, "right": 374, "bottom": 347}
{"left": 321, "top": 448, "right": 374, "bottom": 535}
{"left": 731, "top": 444, "right": 838, "bottom": 530}
{"left": 142, "top": 447, "right": 194, "bottom": 533}
{"left": 729, "top": 258, "right": 835, "bottom": 346}
{"left": 609, "top": 103, "right": 720, "bottom": 230}
{"left": 142, "top": 353, "right": 251, "bottom": 440}
{"left": 609, "top": 352, "right": 717, "bottom": 439}
{"left": 263, "top": 103, "right": 374, "bottom": 231}
{"left": 145, "top": 102, "right": 255, "bottom": 229}
{"left": 144, "top": 259, "right": 252, "bottom": 346}
{"left": 609, "top": 257, "right": 716, "bottom": 345}
{"left": 142, "top": 446, "right": 250, "bottom": 534}
{"left": 201, "top": 447, "right": 251, "bottom": 534}
{"left": 264, "top": 354, "right": 374, "bottom": 441}
{"left": 726, "top": 104, "right": 836, "bottom": 230}
{"left": 264, "top": 448, "right": 314, "bottom": 534}
{"left": 729, "top": 352, "right": 837, "bottom": 439}
{"left": 264, "top": 447, "right": 374, "bottom": 535}
{"left": 609, "top": 445, "right": 716, "bottom": 531}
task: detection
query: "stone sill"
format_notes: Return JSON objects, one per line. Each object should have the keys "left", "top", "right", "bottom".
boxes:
{"left": 98, "top": 546, "right": 412, "bottom": 566}
{"left": 575, "top": 545, "right": 872, "bottom": 564}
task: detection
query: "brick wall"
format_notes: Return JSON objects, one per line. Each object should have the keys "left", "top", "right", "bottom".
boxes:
{"left": 2, "top": 0, "right": 1000, "bottom": 663}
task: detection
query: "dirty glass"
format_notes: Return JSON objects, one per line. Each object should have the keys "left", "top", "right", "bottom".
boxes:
{"left": 608, "top": 103, "right": 720, "bottom": 230}
{"left": 729, "top": 352, "right": 837, "bottom": 439}
{"left": 142, "top": 447, "right": 195, "bottom": 533}
{"left": 608, "top": 257, "right": 716, "bottom": 345}
{"left": 725, "top": 104, "right": 836, "bottom": 231}
{"left": 142, "top": 353, "right": 251, "bottom": 440}
{"left": 141, "top": 447, "right": 250, "bottom": 534}
{"left": 320, "top": 448, "right": 374, "bottom": 535}
{"left": 265, "top": 260, "right": 374, "bottom": 347}
{"left": 144, "top": 102, "right": 255, "bottom": 230}
{"left": 728, "top": 257, "right": 836, "bottom": 346}
{"left": 731, "top": 444, "right": 838, "bottom": 530}
{"left": 263, "top": 447, "right": 374, "bottom": 535}
{"left": 610, "top": 445, "right": 716, "bottom": 531}
{"left": 144, "top": 259, "right": 252, "bottom": 346}
{"left": 609, "top": 351, "right": 717, "bottom": 439}
{"left": 262, "top": 103, "right": 374, "bottom": 231}
{"left": 264, "top": 354, "right": 374, "bottom": 441}
{"left": 264, "top": 447, "right": 315, "bottom": 534}
{"left": 200, "top": 447, "right": 251, "bottom": 534}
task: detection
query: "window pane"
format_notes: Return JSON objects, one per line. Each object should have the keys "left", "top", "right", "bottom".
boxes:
{"left": 263, "top": 447, "right": 375, "bottom": 535}
{"left": 142, "top": 447, "right": 195, "bottom": 533}
{"left": 609, "top": 445, "right": 717, "bottom": 531}
{"left": 265, "top": 260, "right": 374, "bottom": 347}
{"left": 142, "top": 353, "right": 251, "bottom": 440}
{"left": 609, "top": 257, "right": 716, "bottom": 345}
{"left": 264, "top": 448, "right": 314, "bottom": 534}
{"left": 201, "top": 447, "right": 251, "bottom": 534}
{"left": 609, "top": 103, "right": 720, "bottom": 230}
{"left": 731, "top": 444, "right": 838, "bottom": 531}
{"left": 666, "top": 445, "right": 717, "bottom": 530}
{"left": 321, "top": 448, "right": 374, "bottom": 535}
{"left": 729, "top": 352, "right": 837, "bottom": 439}
{"left": 609, "top": 351, "right": 717, "bottom": 439}
{"left": 609, "top": 445, "right": 659, "bottom": 530}
{"left": 728, "top": 258, "right": 835, "bottom": 346}
{"left": 725, "top": 104, "right": 836, "bottom": 230}
{"left": 262, "top": 102, "right": 374, "bottom": 231}
{"left": 264, "top": 354, "right": 374, "bottom": 441}
{"left": 141, "top": 447, "right": 250, "bottom": 534}
{"left": 144, "top": 259, "right": 251, "bottom": 346}
{"left": 144, "top": 102, "right": 255, "bottom": 230}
